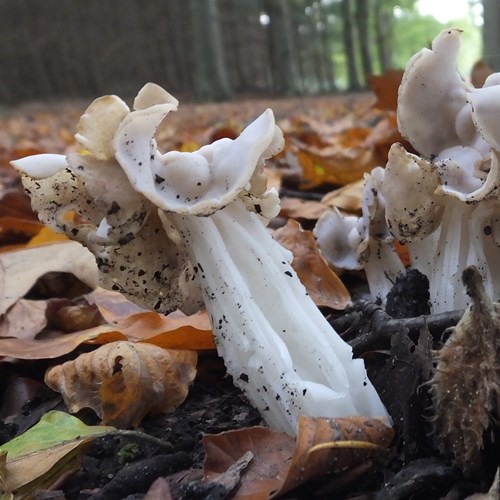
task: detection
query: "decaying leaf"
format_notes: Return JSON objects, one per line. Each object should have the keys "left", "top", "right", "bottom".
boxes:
{"left": 368, "top": 70, "right": 404, "bottom": 111}
{"left": 321, "top": 178, "right": 364, "bottom": 214}
{"left": 279, "top": 197, "right": 329, "bottom": 220}
{"left": 431, "top": 266, "right": 500, "bottom": 474}
{"left": 273, "top": 219, "right": 351, "bottom": 309}
{"left": 470, "top": 59, "right": 493, "bottom": 89}
{"left": 0, "top": 299, "right": 49, "bottom": 340}
{"left": 203, "top": 415, "right": 393, "bottom": 498}
{"left": 0, "top": 325, "right": 127, "bottom": 360}
{"left": 85, "top": 288, "right": 215, "bottom": 350}
{"left": 0, "top": 241, "right": 98, "bottom": 315}
{"left": 0, "top": 410, "right": 114, "bottom": 498}
{"left": 45, "top": 341, "right": 198, "bottom": 427}
{"left": 280, "top": 415, "right": 393, "bottom": 494}
{"left": 0, "top": 305, "right": 214, "bottom": 360}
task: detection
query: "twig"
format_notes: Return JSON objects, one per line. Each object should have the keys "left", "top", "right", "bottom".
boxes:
{"left": 111, "top": 429, "right": 174, "bottom": 452}
{"left": 330, "top": 300, "right": 465, "bottom": 356}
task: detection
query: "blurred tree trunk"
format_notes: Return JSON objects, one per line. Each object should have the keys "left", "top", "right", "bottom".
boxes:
{"left": 318, "top": 4, "right": 337, "bottom": 92}
{"left": 373, "top": 0, "right": 393, "bottom": 72}
{"left": 354, "top": 0, "right": 372, "bottom": 82}
{"left": 263, "top": 0, "right": 303, "bottom": 95}
{"left": 190, "top": 0, "right": 232, "bottom": 101}
{"left": 340, "top": 0, "right": 361, "bottom": 90}
{"left": 483, "top": 0, "right": 500, "bottom": 71}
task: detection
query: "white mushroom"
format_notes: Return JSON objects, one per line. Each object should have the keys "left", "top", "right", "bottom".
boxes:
{"left": 397, "top": 28, "right": 469, "bottom": 159}
{"left": 315, "top": 167, "right": 404, "bottom": 303}
{"left": 383, "top": 143, "right": 500, "bottom": 313}
{"left": 13, "top": 83, "right": 389, "bottom": 435}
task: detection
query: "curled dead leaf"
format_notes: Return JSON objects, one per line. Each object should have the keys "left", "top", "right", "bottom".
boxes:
{"left": 281, "top": 415, "right": 393, "bottom": 494}
{"left": 273, "top": 219, "right": 351, "bottom": 309}
{"left": 45, "top": 341, "right": 197, "bottom": 427}
{"left": 203, "top": 416, "right": 393, "bottom": 498}
{"left": 368, "top": 70, "right": 404, "bottom": 111}
{"left": 321, "top": 178, "right": 364, "bottom": 214}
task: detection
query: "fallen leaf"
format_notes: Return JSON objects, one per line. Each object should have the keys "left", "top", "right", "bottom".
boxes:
{"left": 294, "top": 141, "right": 375, "bottom": 188}
{"left": 0, "top": 241, "right": 98, "bottom": 315}
{"left": 280, "top": 416, "right": 393, "bottom": 494}
{"left": 85, "top": 288, "right": 215, "bottom": 350}
{"left": 321, "top": 179, "right": 364, "bottom": 214}
{"left": 203, "top": 416, "right": 393, "bottom": 498}
{"left": 144, "top": 477, "right": 174, "bottom": 500}
{"left": 45, "top": 341, "right": 198, "bottom": 427}
{"left": 368, "top": 70, "right": 404, "bottom": 111}
{"left": 26, "top": 227, "right": 69, "bottom": 247}
{"left": 203, "top": 426, "right": 295, "bottom": 498}
{"left": 0, "top": 410, "right": 114, "bottom": 498}
{"left": 471, "top": 59, "right": 493, "bottom": 89}
{"left": 273, "top": 219, "right": 351, "bottom": 309}
{"left": 0, "top": 300, "right": 48, "bottom": 339}
{"left": 0, "top": 325, "right": 127, "bottom": 360}
{"left": 279, "top": 197, "right": 329, "bottom": 220}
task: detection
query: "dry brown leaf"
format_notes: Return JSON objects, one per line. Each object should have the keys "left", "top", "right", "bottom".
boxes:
{"left": 45, "top": 341, "right": 198, "bottom": 427}
{"left": 273, "top": 219, "right": 351, "bottom": 309}
{"left": 27, "top": 226, "right": 69, "bottom": 247}
{"left": 203, "top": 416, "right": 393, "bottom": 498}
{"left": 279, "top": 197, "right": 329, "bottom": 220}
{"left": 203, "top": 426, "right": 295, "bottom": 499}
{"left": 280, "top": 416, "right": 393, "bottom": 494}
{"left": 0, "top": 299, "right": 48, "bottom": 339}
{"left": 321, "top": 179, "right": 365, "bottom": 214}
{"left": 368, "top": 70, "right": 404, "bottom": 111}
{"left": 294, "top": 141, "right": 375, "bottom": 188}
{"left": 85, "top": 288, "right": 215, "bottom": 350}
{"left": 0, "top": 325, "right": 127, "bottom": 360}
{"left": 471, "top": 59, "right": 493, "bottom": 89}
{"left": 0, "top": 302, "right": 214, "bottom": 360}
{"left": 0, "top": 216, "right": 45, "bottom": 244}
{"left": 0, "top": 241, "right": 98, "bottom": 315}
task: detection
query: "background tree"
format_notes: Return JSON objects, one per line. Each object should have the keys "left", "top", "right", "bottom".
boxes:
{"left": 190, "top": 0, "right": 232, "bottom": 101}
{"left": 482, "top": 0, "right": 500, "bottom": 71}
{"left": 340, "top": 0, "right": 361, "bottom": 90}
{"left": 355, "top": 0, "right": 373, "bottom": 82}
{"left": 262, "top": 0, "right": 303, "bottom": 95}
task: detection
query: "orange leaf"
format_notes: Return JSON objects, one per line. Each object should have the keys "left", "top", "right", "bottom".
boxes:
{"left": 368, "top": 70, "right": 404, "bottom": 111}
{"left": 295, "top": 144, "right": 375, "bottom": 188}
{"left": 203, "top": 427, "right": 295, "bottom": 498}
{"left": 274, "top": 219, "right": 351, "bottom": 309}
{"left": 202, "top": 416, "right": 393, "bottom": 498}
{"left": 279, "top": 197, "right": 329, "bottom": 220}
{"left": 0, "top": 325, "right": 127, "bottom": 360}
{"left": 45, "top": 341, "right": 197, "bottom": 427}
{"left": 280, "top": 416, "right": 393, "bottom": 494}
{"left": 27, "top": 226, "right": 69, "bottom": 247}
{"left": 85, "top": 288, "right": 215, "bottom": 350}
{"left": 321, "top": 179, "right": 364, "bottom": 214}
{"left": 471, "top": 59, "right": 493, "bottom": 89}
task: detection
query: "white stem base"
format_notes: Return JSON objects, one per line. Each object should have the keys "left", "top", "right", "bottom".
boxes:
{"left": 167, "top": 200, "right": 389, "bottom": 435}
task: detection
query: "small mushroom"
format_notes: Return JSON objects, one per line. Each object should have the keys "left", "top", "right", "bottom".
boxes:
{"left": 315, "top": 167, "right": 404, "bottom": 303}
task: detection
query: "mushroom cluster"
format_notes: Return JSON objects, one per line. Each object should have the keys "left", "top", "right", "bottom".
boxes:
{"left": 13, "top": 83, "right": 388, "bottom": 435}
{"left": 316, "top": 29, "right": 500, "bottom": 314}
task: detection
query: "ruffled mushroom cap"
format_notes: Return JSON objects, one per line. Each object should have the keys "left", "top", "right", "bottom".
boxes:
{"left": 12, "top": 86, "right": 202, "bottom": 314}
{"left": 315, "top": 167, "right": 403, "bottom": 301}
{"left": 114, "top": 85, "right": 284, "bottom": 217}
{"left": 397, "top": 28, "right": 469, "bottom": 159}
{"left": 469, "top": 83, "right": 500, "bottom": 153}
{"left": 384, "top": 143, "right": 444, "bottom": 242}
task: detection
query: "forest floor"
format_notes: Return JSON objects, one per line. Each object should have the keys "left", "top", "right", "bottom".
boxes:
{"left": 0, "top": 91, "right": 498, "bottom": 499}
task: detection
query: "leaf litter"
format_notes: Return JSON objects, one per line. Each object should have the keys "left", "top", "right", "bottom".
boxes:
{"left": 1, "top": 85, "right": 499, "bottom": 498}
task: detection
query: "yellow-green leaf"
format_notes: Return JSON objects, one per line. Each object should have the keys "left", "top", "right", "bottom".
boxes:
{"left": 0, "top": 411, "right": 114, "bottom": 498}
